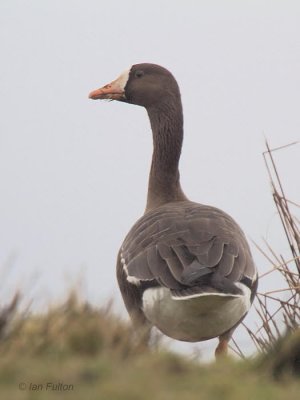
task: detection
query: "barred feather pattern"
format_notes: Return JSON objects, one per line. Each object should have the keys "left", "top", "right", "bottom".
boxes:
{"left": 120, "top": 201, "right": 256, "bottom": 299}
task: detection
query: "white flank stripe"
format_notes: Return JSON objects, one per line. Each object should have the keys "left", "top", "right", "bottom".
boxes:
{"left": 171, "top": 292, "right": 243, "bottom": 301}
{"left": 121, "top": 256, "right": 141, "bottom": 286}
{"left": 172, "top": 282, "right": 252, "bottom": 311}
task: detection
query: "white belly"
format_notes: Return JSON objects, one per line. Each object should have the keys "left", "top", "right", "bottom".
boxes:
{"left": 142, "top": 286, "right": 251, "bottom": 342}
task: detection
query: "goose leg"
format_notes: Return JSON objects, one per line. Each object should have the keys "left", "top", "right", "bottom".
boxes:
{"left": 215, "top": 337, "right": 228, "bottom": 358}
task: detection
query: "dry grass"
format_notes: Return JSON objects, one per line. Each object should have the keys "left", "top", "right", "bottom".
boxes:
{"left": 0, "top": 292, "right": 299, "bottom": 399}
{"left": 0, "top": 293, "right": 150, "bottom": 360}
{"left": 229, "top": 140, "right": 300, "bottom": 373}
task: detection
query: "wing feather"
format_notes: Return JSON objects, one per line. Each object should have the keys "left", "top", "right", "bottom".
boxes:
{"left": 121, "top": 201, "right": 256, "bottom": 294}
{"left": 146, "top": 246, "right": 182, "bottom": 288}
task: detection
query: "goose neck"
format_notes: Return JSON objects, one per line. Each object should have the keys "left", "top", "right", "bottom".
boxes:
{"left": 145, "top": 101, "right": 187, "bottom": 211}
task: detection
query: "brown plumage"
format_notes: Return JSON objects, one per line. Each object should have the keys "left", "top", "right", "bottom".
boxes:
{"left": 89, "top": 63, "right": 258, "bottom": 357}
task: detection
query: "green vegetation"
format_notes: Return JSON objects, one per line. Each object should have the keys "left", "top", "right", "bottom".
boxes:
{"left": 0, "top": 294, "right": 299, "bottom": 400}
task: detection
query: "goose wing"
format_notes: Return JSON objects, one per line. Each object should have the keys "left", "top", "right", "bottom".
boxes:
{"left": 120, "top": 201, "right": 257, "bottom": 297}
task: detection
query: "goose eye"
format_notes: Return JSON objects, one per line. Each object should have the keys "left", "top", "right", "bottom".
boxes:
{"left": 135, "top": 70, "right": 144, "bottom": 78}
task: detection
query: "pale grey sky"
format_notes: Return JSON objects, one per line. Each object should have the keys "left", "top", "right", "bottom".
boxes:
{"left": 0, "top": 0, "right": 299, "bottom": 357}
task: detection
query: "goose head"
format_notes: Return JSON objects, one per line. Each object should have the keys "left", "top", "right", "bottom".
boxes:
{"left": 89, "top": 63, "right": 180, "bottom": 109}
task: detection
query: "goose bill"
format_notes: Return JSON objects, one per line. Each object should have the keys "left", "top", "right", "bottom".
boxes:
{"left": 89, "top": 69, "right": 130, "bottom": 100}
{"left": 89, "top": 81, "right": 125, "bottom": 100}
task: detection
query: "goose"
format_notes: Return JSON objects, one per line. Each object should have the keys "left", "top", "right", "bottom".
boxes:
{"left": 89, "top": 63, "right": 258, "bottom": 357}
